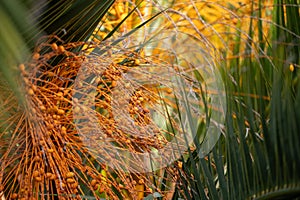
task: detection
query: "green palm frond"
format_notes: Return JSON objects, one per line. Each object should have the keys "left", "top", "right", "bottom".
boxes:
{"left": 0, "top": 0, "right": 116, "bottom": 93}
{"left": 174, "top": 0, "right": 300, "bottom": 199}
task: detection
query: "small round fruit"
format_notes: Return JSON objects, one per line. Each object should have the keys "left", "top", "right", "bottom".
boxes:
{"left": 66, "top": 172, "right": 75, "bottom": 178}
{"left": 58, "top": 45, "right": 65, "bottom": 53}
{"left": 67, "top": 178, "right": 75, "bottom": 184}
{"left": 46, "top": 172, "right": 53, "bottom": 178}
{"left": 35, "top": 176, "right": 42, "bottom": 182}
{"left": 19, "top": 64, "right": 25, "bottom": 71}
{"left": 32, "top": 170, "right": 39, "bottom": 177}
{"left": 51, "top": 43, "right": 58, "bottom": 51}
{"left": 47, "top": 149, "right": 54, "bottom": 153}
{"left": 11, "top": 193, "right": 18, "bottom": 199}
{"left": 32, "top": 53, "right": 40, "bottom": 60}
{"left": 90, "top": 179, "right": 97, "bottom": 187}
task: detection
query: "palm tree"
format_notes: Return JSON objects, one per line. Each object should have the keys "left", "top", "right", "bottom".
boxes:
{"left": 1, "top": 0, "right": 300, "bottom": 199}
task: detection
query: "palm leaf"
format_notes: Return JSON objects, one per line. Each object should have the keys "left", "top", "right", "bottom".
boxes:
{"left": 172, "top": 0, "right": 300, "bottom": 199}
